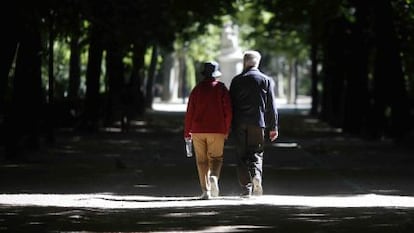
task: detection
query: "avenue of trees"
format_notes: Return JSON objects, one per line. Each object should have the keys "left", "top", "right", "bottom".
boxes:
{"left": 1, "top": 0, "right": 413, "bottom": 160}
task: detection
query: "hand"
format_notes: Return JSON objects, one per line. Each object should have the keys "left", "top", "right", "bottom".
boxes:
{"left": 269, "top": 130, "right": 278, "bottom": 142}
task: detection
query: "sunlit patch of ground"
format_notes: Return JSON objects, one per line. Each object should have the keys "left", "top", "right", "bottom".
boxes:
{"left": 1, "top": 193, "right": 414, "bottom": 209}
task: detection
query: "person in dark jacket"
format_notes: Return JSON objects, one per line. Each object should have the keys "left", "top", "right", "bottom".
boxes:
{"left": 229, "top": 50, "right": 279, "bottom": 197}
{"left": 184, "top": 61, "right": 232, "bottom": 200}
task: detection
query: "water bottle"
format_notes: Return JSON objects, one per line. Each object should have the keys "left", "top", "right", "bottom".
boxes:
{"left": 185, "top": 138, "right": 193, "bottom": 157}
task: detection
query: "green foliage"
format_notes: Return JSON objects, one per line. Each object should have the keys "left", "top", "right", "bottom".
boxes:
{"left": 230, "top": 1, "right": 311, "bottom": 62}
{"left": 181, "top": 24, "right": 222, "bottom": 63}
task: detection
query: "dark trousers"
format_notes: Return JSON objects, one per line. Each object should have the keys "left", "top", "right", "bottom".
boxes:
{"left": 233, "top": 124, "right": 264, "bottom": 193}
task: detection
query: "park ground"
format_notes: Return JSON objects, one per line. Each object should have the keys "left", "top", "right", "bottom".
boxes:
{"left": 1, "top": 98, "right": 414, "bottom": 232}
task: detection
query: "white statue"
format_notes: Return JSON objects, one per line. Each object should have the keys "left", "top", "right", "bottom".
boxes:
{"left": 218, "top": 22, "right": 243, "bottom": 88}
{"left": 221, "top": 23, "right": 239, "bottom": 51}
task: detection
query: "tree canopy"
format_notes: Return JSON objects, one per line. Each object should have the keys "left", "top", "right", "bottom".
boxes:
{"left": 1, "top": 0, "right": 414, "bottom": 161}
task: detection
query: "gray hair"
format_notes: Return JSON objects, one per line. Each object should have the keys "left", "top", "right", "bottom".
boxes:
{"left": 243, "top": 50, "right": 261, "bottom": 68}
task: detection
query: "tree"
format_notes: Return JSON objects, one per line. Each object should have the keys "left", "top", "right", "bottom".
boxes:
{"left": 4, "top": 2, "right": 43, "bottom": 159}
{"left": 251, "top": 0, "right": 413, "bottom": 140}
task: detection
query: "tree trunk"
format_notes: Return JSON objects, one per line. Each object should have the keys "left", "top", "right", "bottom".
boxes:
{"left": 287, "top": 58, "right": 297, "bottom": 105}
{"left": 179, "top": 50, "right": 187, "bottom": 103}
{"left": 146, "top": 44, "right": 158, "bottom": 109}
{"left": 0, "top": 3, "right": 18, "bottom": 116}
{"left": 309, "top": 0, "right": 325, "bottom": 116}
{"left": 5, "top": 10, "right": 43, "bottom": 160}
{"left": 83, "top": 26, "right": 104, "bottom": 131}
{"left": 0, "top": 38, "right": 17, "bottom": 115}
{"left": 372, "top": 0, "right": 409, "bottom": 140}
{"left": 105, "top": 40, "right": 125, "bottom": 125}
{"left": 343, "top": 1, "right": 371, "bottom": 135}
{"left": 310, "top": 42, "right": 319, "bottom": 116}
{"left": 68, "top": 18, "right": 81, "bottom": 102}
{"left": 46, "top": 16, "right": 55, "bottom": 143}
{"left": 321, "top": 17, "right": 346, "bottom": 128}
{"left": 161, "top": 52, "right": 175, "bottom": 102}
{"left": 129, "top": 43, "right": 146, "bottom": 115}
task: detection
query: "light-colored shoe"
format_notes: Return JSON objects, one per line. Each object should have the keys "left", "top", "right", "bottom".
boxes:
{"left": 209, "top": 176, "right": 219, "bottom": 197}
{"left": 252, "top": 177, "right": 263, "bottom": 196}
{"left": 200, "top": 191, "right": 211, "bottom": 200}
{"left": 240, "top": 190, "right": 251, "bottom": 198}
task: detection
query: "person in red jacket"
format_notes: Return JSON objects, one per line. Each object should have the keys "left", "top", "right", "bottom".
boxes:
{"left": 184, "top": 61, "right": 232, "bottom": 200}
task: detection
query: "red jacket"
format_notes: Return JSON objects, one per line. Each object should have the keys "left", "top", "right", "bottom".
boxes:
{"left": 184, "top": 77, "right": 232, "bottom": 138}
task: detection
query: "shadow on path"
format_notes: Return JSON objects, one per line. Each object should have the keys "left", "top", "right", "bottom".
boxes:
{"left": 1, "top": 104, "right": 414, "bottom": 232}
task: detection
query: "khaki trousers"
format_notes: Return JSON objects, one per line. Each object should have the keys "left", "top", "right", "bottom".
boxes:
{"left": 192, "top": 133, "right": 226, "bottom": 192}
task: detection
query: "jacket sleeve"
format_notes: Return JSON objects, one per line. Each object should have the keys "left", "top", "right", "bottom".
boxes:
{"left": 221, "top": 84, "right": 233, "bottom": 134}
{"left": 265, "top": 77, "right": 278, "bottom": 131}
{"left": 184, "top": 90, "right": 195, "bottom": 138}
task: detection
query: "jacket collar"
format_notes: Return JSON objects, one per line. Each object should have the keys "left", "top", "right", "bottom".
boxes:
{"left": 203, "top": 77, "right": 217, "bottom": 81}
{"left": 242, "top": 67, "right": 259, "bottom": 74}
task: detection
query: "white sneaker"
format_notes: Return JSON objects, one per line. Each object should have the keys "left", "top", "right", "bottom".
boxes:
{"left": 200, "top": 191, "right": 211, "bottom": 200}
{"left": 209, "top": 176, "right": 219, "bottom": 197}
{"left": 252, "top": 177, "right": 263, "bottom": 196}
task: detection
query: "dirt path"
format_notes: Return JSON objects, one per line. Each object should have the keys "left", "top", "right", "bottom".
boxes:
{"left": 1, "top": 107, "right": 414, "bottom": 232}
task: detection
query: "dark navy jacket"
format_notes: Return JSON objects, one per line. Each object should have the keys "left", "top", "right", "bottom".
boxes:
{"left": 229, "top": 67, "right": 278, "bottom": 130}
